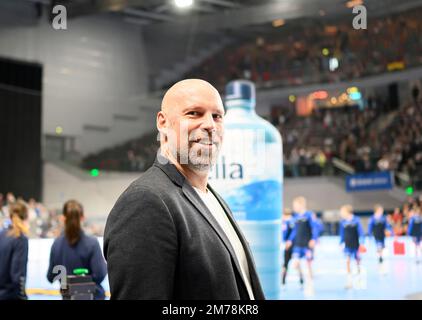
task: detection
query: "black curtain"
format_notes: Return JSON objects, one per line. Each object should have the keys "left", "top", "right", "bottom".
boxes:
{"left": 0, "top": 57, "right": 42, "bottom": 201}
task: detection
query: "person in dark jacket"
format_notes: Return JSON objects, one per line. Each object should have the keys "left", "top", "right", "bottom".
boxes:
{"left": 46, "top": 200, "right": 107, "bottom": 299}
{"left": 0, "top": 201, "right": 29, "bottom": 300}
{"left": 104, "top": 79, "right": 265, "bottom": 300}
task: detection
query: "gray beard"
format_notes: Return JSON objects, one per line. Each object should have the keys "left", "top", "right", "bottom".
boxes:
{"left": 176, "top": 147, "right": 219, "bottom": 172}
{"left": 186, "top": 162, "right": 211, "bottom": 172}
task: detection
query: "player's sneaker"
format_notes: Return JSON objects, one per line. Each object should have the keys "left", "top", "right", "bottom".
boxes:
{"left": 299, "top": 276, "right": 304, "bottom": 289}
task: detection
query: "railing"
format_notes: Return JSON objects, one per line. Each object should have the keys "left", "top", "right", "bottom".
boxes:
{"left": 331, "top": 157, "right": 355, "bottom": 176}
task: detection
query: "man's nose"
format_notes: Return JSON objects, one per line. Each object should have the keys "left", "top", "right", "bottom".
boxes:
{"left": 201, "top": 113, "right": 217, "bottom": 132}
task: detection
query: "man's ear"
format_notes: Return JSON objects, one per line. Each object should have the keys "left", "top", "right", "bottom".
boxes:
{"left": 157, "top": 111, "right": 168, "bottom": 141}
{"left": 157, "top": 111, "right": 165, "bottom": 130}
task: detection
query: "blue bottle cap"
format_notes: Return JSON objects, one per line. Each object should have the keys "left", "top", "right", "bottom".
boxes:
{"left": 225, "top": 80, "right": 255, "bottom": 101}
{"left": 225, "top": 80, "right": 256, "bottom": 110}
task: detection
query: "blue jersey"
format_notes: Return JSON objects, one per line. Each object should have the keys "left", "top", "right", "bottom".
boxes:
{"left": 368, "top": 215, "right": 392, "bottom": 240}
{"left": 408, "top": 216, "right": 422, "bottom": 238}
{"left": 339, "top": 216, "right": 364, "bottom": 250}
{"left": 288, "top": 211, "right": 318, "bottom": 247}
{"left": 282, "top": 217, "right": 295, "bottom": 242}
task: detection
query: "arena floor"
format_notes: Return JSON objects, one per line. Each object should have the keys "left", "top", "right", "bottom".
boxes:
{"left": 26, "top": 237, "right": 422, "bottom": 300}
{"left": 282, "top": 237, "right": 422, "bottom": 300}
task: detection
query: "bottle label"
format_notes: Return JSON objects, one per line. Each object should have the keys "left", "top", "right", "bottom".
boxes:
{"left": 209, "top": 128, "right": 283, "bottom": 221}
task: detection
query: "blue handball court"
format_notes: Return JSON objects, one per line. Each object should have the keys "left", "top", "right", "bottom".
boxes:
{"left": 281, "top": 236, "right": 422, "bottom": 300}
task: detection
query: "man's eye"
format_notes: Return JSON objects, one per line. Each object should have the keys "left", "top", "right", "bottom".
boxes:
{"left": 187, "top": 111, "right": 200, "bottom": 116}
{"left": 213, "top": 114, "right": 223, "bottom": 120}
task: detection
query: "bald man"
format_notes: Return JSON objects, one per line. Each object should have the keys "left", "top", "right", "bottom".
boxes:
{"left": 104, "top": 79, "right": 265, "bottom": 300}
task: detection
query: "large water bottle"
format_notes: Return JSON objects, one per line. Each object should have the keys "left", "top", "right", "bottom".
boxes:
{"left": 209, "top": 80, "right": 283, "bottom": 299}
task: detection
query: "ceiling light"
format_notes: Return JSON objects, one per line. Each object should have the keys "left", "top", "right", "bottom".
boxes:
{"left": 175, "top": 0, "right": 194, "bottom": 8}
{"left": 272, "top": 19, "right": 285, "bottom": 28}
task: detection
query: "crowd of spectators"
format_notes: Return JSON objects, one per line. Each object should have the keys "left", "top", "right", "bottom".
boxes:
{"left": 174, "top": 8, "right": 422, "bottom": 92}
{"left": 276, "top": 99, "right": 384, "bottom": 177}
{"left": 0, "top": 192, "right": 103, "bottom": 239}
{"left": 385, "top": 194, "right": 422, "bottom": 236}
{"left": 339, "top": 93, "right": 422, "bottom": 186}
{"left": 278, "top": 90, "right": 422, "bottom": 183}
{"left": 375, "top": 96, "right": 422, "bottom": 187}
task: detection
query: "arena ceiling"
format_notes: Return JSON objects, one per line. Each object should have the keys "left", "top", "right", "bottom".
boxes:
{"left": 1, "top": 0, "right": 421, "bottom": 41}
{"left": 4, "top": 0, "right": 422, "bottom": 29}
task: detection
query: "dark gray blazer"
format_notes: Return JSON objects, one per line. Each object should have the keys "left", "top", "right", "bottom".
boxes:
{"left": 103, "top": 154, "right": 265, "bottom": 300}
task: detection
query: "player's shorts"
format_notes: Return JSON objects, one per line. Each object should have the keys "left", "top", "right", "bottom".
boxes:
{"left": 344, "top": 247, "right": 360, "bottom": 261}
{"left": 292, "top": 246, "right": 313, "bottom": 261}
{"left": 413, "top": 236, "right": 422, "bottom": 245}
{"left": 375, "top": 239, "right": 385, "bottom": 249}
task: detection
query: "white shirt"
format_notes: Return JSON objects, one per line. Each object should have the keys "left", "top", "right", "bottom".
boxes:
{"left": 193, "top": 187, "right": 255, "bottom": 300}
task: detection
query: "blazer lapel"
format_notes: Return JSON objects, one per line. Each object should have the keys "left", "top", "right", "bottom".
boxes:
{"left": 207, "top": 184, "right": 266, "bottom": 300}
{"left": 181, "top": 182, "right": 246, "bottom": 289}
